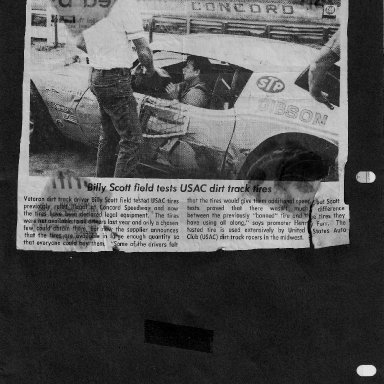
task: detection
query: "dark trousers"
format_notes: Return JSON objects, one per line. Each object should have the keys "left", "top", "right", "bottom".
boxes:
{"left": 90, "top": 68, "right": 142, "bottom": 178}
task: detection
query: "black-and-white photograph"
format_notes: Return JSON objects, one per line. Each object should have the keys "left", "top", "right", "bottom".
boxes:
{"left": 29, "top": 0, "right": 341, "bottom": 182}
{"left": 19, "top": 0, "right": 349, "bottom": 253}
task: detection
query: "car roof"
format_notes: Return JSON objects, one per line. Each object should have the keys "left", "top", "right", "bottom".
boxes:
{"left": 150, "top": 34, "right": 318, "bottom": 72}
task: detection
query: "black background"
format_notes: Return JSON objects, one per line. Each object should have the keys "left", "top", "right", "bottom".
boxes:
{"left": 0, "top": 1, "right": 383, "bottom": 382}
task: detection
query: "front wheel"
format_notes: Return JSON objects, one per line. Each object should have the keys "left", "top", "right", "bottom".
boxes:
{"left": 239, "top": 147, "right": 331, "bottom": 182}
{"left": 29, "top": 81, "right": 59, "bottom": 153}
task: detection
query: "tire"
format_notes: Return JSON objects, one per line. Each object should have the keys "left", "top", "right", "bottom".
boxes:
{"left": 239, "top": 147, "right": 330, "bottom": 182}
{"left": 29, "top": 81, "right": 58, "bottom": 153}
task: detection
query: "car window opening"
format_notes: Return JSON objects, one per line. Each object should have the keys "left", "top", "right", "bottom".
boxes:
{"left": 294, "top": 64, "right": 340, "bottom": 107}
{"left": 132, "top": 51, "right": 252, "bottom": 110}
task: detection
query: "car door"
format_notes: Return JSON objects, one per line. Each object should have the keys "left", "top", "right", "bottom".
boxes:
{"left": 138, "top": 96, "right": 236, "bottom": 178}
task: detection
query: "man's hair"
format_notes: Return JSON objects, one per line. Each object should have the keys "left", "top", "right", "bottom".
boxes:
{"left": 187, "top": 56, "right": 211, "bottom": 75}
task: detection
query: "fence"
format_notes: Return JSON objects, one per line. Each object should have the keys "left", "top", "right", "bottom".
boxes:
{"left": 147, "top": 15, "right": 338, "bottom": 45}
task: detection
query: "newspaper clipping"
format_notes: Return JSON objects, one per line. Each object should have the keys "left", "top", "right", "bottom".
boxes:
{"left": 18, "top": 0, "right": 349, "bottom": 252}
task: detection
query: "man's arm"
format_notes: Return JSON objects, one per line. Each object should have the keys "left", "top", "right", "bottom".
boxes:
{"left": 132, "top": 38, "right": 154, "bottom": 77}
{"left": 308, "top": 30, "right": 340, "bottom": 107}
{"left": 165, "top": 83, "right": 180, "bottom": 100}
{"left": 308, "top": 46, "right": 338, "bottom": 101}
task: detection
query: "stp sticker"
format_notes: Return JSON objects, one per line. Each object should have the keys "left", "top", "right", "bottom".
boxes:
{"left": 257, "top": 76, "right": 285, "bottom": 93}
{"left": 323, "top": 4, "right": 337, "bottom": 19}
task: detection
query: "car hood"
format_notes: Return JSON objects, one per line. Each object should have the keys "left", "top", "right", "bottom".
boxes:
{"left": 31, "top": 62, "right": 91, "bottom": 100}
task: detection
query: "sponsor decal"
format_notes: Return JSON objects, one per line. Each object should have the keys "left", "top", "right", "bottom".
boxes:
{"left": 322, "top": 4, "right": 337, "bottom": 19}
{"left": 56, "top": 119, "right": 65, "bottom": 129}
{"left": 62, "top": 113, "right": 79, "bottom": 124}
{"left": 51, "top": 0, "right": 115, "bottom": 8}
{"left": 191, "top": 2, "right": 294, "bottom": 16}
{"left": 45, "top": 82, "right": 83, "bottom": 98}
{"left": 48, "top": 101, "right": 70, "bottom": 113}
{"left": 257, "top": 76, "right": 285, "bottom": 93}
{"left": 51, "top": 15, "right": 76, "bottom": 23}
{"left": 258, "top": 98, "right": 328, "bottom": 126}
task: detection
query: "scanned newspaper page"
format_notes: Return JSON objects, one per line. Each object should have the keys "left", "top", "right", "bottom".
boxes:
{"left": 18, "top": 0, "right": 348, "bottom": 251}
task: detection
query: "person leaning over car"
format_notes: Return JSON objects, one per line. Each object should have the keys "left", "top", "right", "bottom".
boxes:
{"left": 74, "top": 0, "right": 154, "bottom": 178}
{"left": 308, "top": 29, "right": 340, "bottom": 109}
{"left": 165, "top": 56, "right": 211, "bottom": 108}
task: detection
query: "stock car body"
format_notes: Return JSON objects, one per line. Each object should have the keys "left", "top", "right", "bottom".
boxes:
{"left": 30, "top": 34, "right": 340, "bottom": 180}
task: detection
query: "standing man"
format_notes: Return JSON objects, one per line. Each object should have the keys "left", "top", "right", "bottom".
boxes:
{"left": 75, "top": 0, "right": 154, "bottom": 177}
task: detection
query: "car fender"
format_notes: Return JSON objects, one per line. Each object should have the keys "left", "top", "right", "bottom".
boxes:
{"left": 233, "top": 132, "right": 338, "bottom": 180}
{"left": 234, "top": 71, "right": 340, "bottom": 146}
{"left": 31, "top": 64, "right": 91, "bottom": 144}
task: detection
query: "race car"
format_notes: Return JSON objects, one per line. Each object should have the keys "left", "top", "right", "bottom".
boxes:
{"left": 30, "top": 34, "right": 340, "bottom": 180}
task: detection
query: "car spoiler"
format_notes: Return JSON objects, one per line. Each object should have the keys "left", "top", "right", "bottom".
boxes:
{"left": 146, "top": 15, "right": 339, "bottom": 46}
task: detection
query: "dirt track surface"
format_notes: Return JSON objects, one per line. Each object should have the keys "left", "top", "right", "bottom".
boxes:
{"left": 29, "top": 142, "right": 96, "bottom": 177}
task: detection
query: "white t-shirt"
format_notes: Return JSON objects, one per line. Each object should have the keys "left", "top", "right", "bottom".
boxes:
{"left": 83, "top": 0, "right": 145, "bottom": 69}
